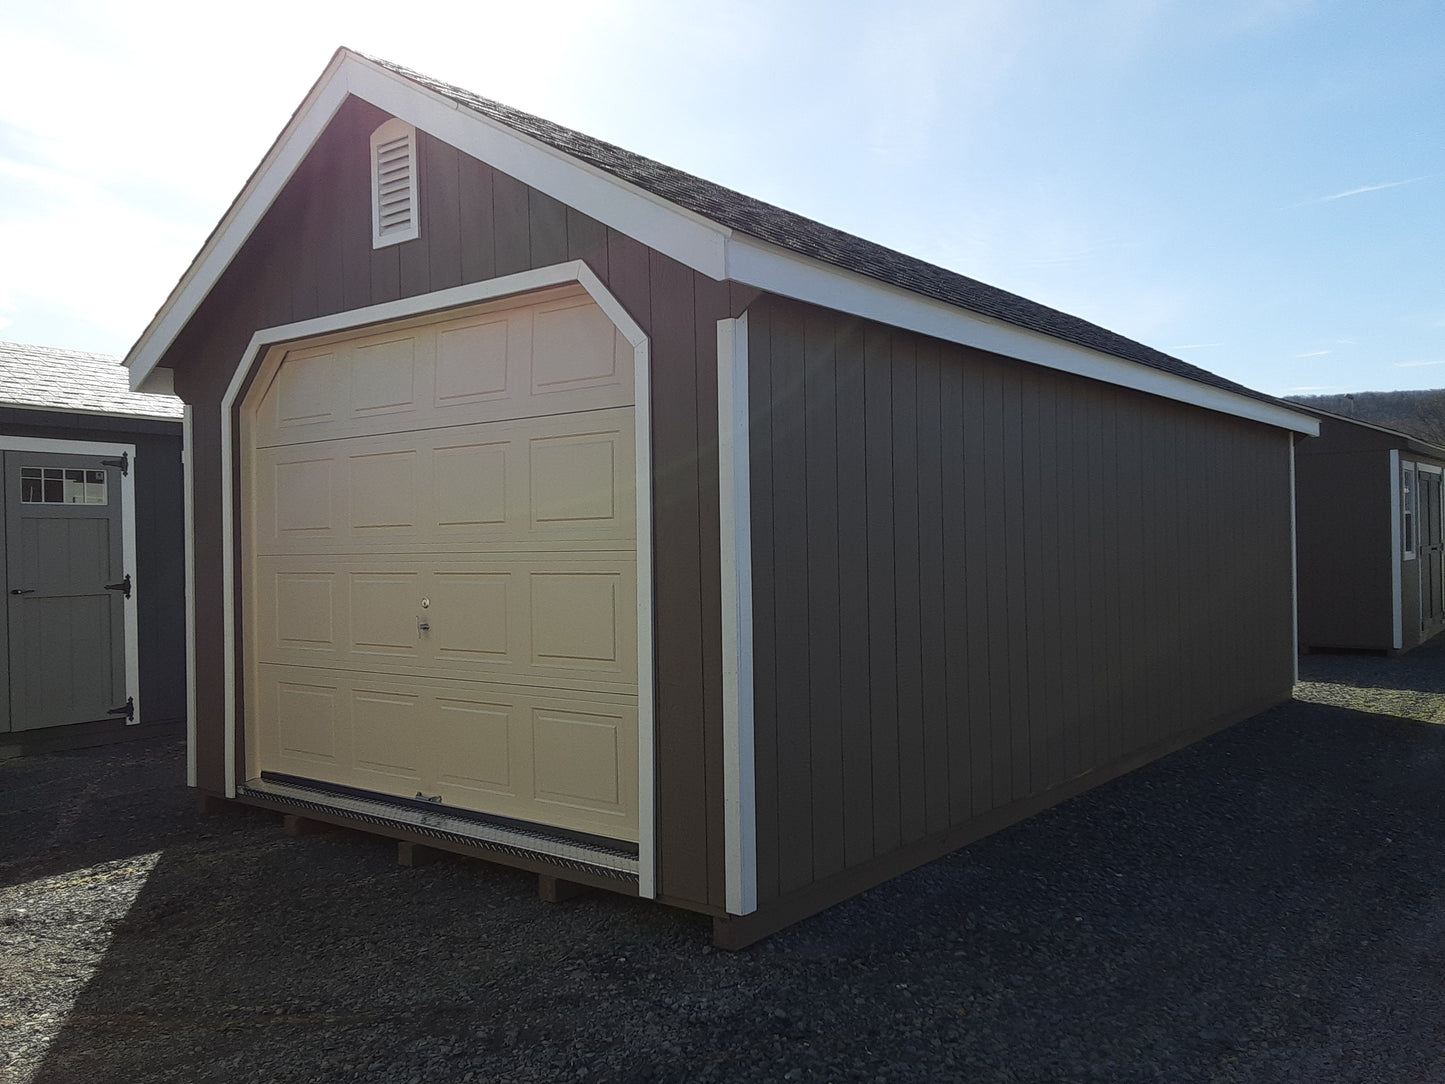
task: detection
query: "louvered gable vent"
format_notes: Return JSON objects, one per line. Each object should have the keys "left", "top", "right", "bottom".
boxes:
{"left": 370, "top": 119, "right": 420, "bottom": 247}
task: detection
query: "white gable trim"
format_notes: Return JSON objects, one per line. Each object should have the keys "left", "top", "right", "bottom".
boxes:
{"left": 125, "top": 49, "right": 1318, "bottom": 438}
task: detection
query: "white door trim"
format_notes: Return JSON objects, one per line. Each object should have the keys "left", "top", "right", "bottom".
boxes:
{"left": 716, "top": 315, "right": 757, "bottom": 916}
{"left": 0, "top": 435, "right": 141, "bottom": 727}
{"left": 1391, "top": 450, "right": 1404, "bottom": 651}
{"left": 217, "top": 259, "right": 658, "bottom": 896}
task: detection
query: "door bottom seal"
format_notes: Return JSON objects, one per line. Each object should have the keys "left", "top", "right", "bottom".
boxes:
{"left": 239, "top": 775, "right": 639, "bottom": 881}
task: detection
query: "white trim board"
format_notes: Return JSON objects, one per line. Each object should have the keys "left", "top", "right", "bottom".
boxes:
{"left": 124, "top": 50, "right": 1319, "bottom": 440}
{"left": 0, "top": 435, "right": 142, "bottom": 728}
{"left": 1289, "top": 434, "right": 1299, "bottom": 685}
{"left": 717, "top": 315, "right": 757, "bottom": 916}
{"left": 183, "top": 408, "right": 198, "bottom": 786}
{"left": 1391, "top": 450, "right": 1404, "bottom": 652}
{"left": 215, "top": 260, "right": 659, "bottom": 897}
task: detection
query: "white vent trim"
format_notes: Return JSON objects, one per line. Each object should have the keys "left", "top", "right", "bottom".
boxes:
{"left": 370, "top": 118, "right": 419, "bottom": 247}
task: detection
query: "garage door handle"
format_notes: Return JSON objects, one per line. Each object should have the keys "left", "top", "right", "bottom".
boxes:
{"left": 9, "top": 588, "right": 33, "bottom": 596}
{"left": 105, "top": 574, "right": 132, "bottom": 599}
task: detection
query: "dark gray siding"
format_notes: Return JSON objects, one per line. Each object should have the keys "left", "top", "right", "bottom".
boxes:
{"left": 158, "top": 96, "right": 752, "bottom": 914}
{"left": 745, "top": 296, "right": 1296, "bottom": 911}
{"left": 1295, "top": 441, "right": 1393, "bottom": 650}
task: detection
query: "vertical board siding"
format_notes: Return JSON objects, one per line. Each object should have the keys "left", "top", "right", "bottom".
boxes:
{"left": 747, "top": 302, "right": 781, "bottom": 905}
{"left": 749, "top": 296, "right": 1296, "bottom": 908}
{"left": 803, "top": 308, "right": 845, "bottom": 881}
{"left": 162, "top": 95, "right": 731, "bottom": 910}
{"left": 833, "top": 322, "right": 875, "bottom": 868}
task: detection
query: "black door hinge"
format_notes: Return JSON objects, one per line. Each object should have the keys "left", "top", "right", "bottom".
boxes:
{"left": 104, "top": 573, "right": 132, "bottom": 599}
{"left": 100, "top": 452, "right": 129, "bottom": 477}
{"left": 107, "top": 696, "right": 134, "bottom": 722}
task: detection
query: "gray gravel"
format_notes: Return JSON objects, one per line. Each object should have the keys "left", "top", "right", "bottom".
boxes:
{"left": 4, "top": 644, "right": 1445, "bottom": 1083}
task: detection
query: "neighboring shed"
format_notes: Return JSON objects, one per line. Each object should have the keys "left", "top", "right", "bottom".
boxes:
{"left": 124, "top": 49, "right": 1317, "bottom": 947}
{"left": 1294, "top": 405, "right": 1445, "bottom": 653}
{"left": 0, "top": 341, "right": 186, "bottom": 756}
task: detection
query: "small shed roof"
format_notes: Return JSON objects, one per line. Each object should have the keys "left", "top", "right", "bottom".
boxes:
{"left": 0, "top": 341, "right": 184, "bottom": 421}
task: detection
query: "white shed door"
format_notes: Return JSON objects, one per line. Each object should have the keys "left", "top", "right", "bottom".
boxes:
{"left": 242, "top": 286, "right": 639, "bottom": 842}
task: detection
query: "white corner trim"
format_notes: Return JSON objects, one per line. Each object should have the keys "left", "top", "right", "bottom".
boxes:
{"left": 183, "top": 407, "right": 198, "bottom": 787}
{"left": 0, "top": 435, "right": 141, "bottom": 727}
{"left": 727, "top": 236, "right": 1320, "bottom": 437}
{"left": 1391, "top": 450, "right": 1404, "bottom": 652}
{"left": 717, "top": 314, "right": 757, "bottom": 916}
{"left": 216, "top": 261, "right": 658, "bottom": 890}
{"left": 1289, "top": 435, "right": 1299, "bottom": 684}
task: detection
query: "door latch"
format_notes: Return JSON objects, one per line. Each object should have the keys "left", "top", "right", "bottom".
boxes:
{"left": 107, "top": 696, "right": 135, "bottom": 722}
{"left": 104, "top": 574, "right": 132, "bottom": 599}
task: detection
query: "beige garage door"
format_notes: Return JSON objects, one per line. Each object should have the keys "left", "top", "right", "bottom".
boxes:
{"left": 241, "top": 285, "right": 639, "bottom": 843}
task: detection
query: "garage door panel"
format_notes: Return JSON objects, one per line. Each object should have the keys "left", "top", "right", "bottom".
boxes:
{"left": 352, "top": 335, "right": 420, "bottom": 418}
{"left": 349, "top": 572, "right": 423, "bottom": 659}
{"left": 531, "top": 298, "right": 626, "bottom": 397}
{"left": 433, "top": 695, "right": 518, "bottom": 798}
{"left": 351, "top": 687, "right": 424, "bottom": 792}
{"left": 252, "top": 554, "right": 636, "bottom": 690}
{"left": 251, "top": 663, "right": 638, "bottom": 840}
{"left": 433, "top": 440, "right": 509, "bottom": 526}
{"left": 260, "top": 677, "right": 341, "bottom": 774}
{"left": 531, "top": 572, "right": 626, "bottom": 673}
{"left": 431, "top": 571, "right": 511, "bottom": 662}
{"left": 349, "top": 449, "right": 421, "bottom": 532}
{"left": 249, "top": 286, "right": 630, "bottom": 450}
{"left": 435, "top": 315, "right": 512, "bottom": 407}
{"left": 250, "top": 409, "right": 634, "bottom": 556}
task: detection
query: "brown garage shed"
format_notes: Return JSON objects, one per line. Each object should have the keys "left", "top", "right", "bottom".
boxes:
{"left": 125, "top": 49, "right": 1317, "bottom": 947}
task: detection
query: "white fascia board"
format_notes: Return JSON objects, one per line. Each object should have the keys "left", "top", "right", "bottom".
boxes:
{"left": 726, "top": 236, "right": 1320, "bottom": 437}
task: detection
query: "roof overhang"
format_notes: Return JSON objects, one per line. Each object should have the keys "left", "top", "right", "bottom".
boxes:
{"left": 125, "top": 48, "right": 1318, "bottom": 437}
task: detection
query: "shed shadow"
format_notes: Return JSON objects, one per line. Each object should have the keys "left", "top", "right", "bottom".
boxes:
{"left": 18, "top": 698, "right": 1445, "bottom": 1082}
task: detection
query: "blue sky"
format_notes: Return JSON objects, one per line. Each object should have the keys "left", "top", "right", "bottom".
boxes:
{"left": 0, "top": 0, "right": 1439, "bottom": 397}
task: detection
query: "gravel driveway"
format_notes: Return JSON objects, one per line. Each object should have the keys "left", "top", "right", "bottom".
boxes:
{"left": 4, "top": 643, "right": 1445, "bottom": 1083}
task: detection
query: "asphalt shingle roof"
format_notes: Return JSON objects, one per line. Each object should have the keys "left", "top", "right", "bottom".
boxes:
{"left": 368, "top": 53, "right": 1275, "bottom": 407}
{"left": 0, "top": 342, "right": 184, "bottom": 421}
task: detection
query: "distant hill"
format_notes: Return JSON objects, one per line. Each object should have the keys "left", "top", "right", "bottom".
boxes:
{"left": 1286, "top": 389, "right": 1445, "bottom": 449}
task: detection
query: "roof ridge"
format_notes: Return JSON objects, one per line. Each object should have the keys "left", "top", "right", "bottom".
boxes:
{"left": 362, "top": 52, "right": 1274, "bottom": 407}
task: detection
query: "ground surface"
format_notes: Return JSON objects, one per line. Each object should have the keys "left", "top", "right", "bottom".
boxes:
{"left": 3, "top": 646, "right": 1445, "bottom": 1083}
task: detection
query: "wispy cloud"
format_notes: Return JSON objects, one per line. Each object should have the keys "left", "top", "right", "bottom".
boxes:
{"left": 1394, "top": 360, "right": 1445, "bottom": 368}
{"left": 1288, "top": 386, "right": 1338, "bottom": 393}
{"left": 1318, "top": 177, "right": 1429, "bottom": 202}
{"left": 1295, "top": 350, "right": 1331, "bottom": 358}
{"left": 1176, "top": 343, "right": 1222, "bottom": 350}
